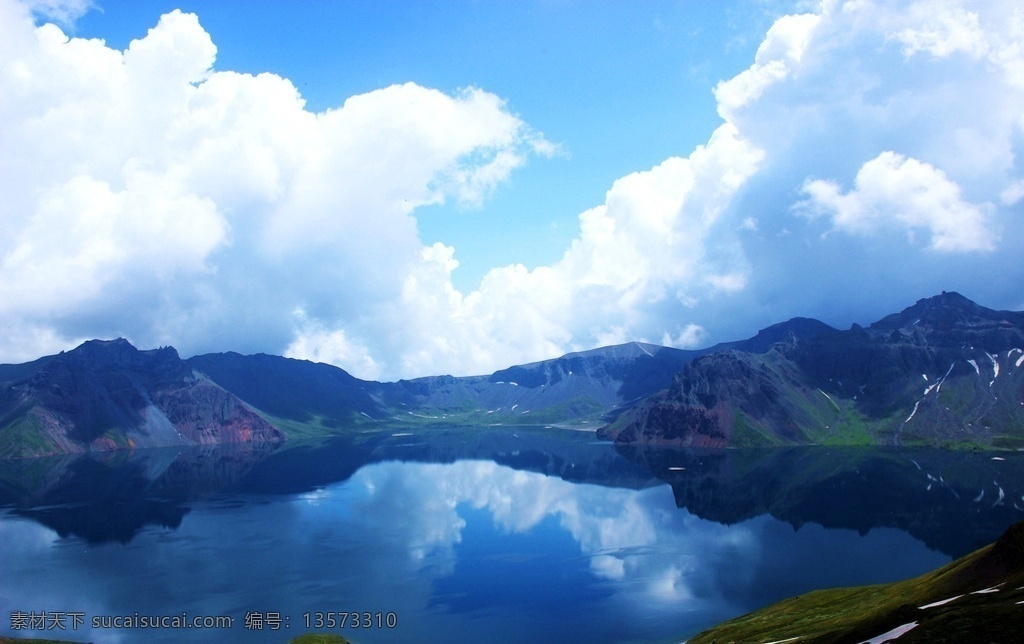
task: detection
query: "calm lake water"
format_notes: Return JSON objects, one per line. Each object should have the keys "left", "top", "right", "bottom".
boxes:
{"left": 2, "top": 428, "right": 1022, "bottom": 643}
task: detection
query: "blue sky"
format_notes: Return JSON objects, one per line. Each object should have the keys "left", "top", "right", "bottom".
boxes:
{"left": 2, "top": 0, "right": 1023, "bottom": 379}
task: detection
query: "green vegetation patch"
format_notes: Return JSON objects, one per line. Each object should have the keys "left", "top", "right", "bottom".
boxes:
{"left": 730, "top": 411, "right": 780, "bottom": 447}
{"left": 267, "top": 413, "right": 378, "bottom": 440}
{"left": 822, "top": 404, "right": 887, "bottom": 446}
{"left": 993, "top": 434, "right": 1024, "bottom": 450}
{"left": 0, "top": 412, "right": 66, "bottom": 459}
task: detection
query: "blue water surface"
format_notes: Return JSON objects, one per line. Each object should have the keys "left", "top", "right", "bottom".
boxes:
{"left": 2, "top": 432, "right": 1019, "bottom": 643}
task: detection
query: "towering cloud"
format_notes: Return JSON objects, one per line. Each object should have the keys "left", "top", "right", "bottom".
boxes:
{"left": 0, "top": 2, "right": 548, "bottom": 376}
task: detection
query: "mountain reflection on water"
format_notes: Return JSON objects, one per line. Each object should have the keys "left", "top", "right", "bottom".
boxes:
{"left": 1, "top": 428, "right": 1022, "bottom": 643}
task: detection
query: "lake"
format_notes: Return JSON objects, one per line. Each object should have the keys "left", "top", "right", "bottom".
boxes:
{"left": 2, "top": 427, "right": 1022, "bottom": 643}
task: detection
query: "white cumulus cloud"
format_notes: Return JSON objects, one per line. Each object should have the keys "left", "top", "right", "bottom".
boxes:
{"left": 798, "top": 151, "right": 997, "bottom": 252}
{"left": 0, "top": 0, "right": 551, "bottom": 375}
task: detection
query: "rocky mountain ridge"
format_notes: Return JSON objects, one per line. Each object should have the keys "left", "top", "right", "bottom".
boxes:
{"left": 599, "top": 292, "right": 1024, "bottom": 449}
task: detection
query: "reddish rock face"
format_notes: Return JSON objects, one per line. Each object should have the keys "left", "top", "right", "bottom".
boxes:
{"left": 605, "top": 395, "right": 731, "bottom": 448}
{"left": 152, "top": 379, "right": 285, "bottom": 446}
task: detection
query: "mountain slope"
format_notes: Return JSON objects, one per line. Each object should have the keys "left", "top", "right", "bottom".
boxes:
{"left": 689, "top": 519, "right": 1024, "bottom": 643}
{"left": 0, "top": 339, "right": 284, "bottom": 458}
{"left": 600, "top": 293, "right": 1024, "bottom": 448}
{"left": 379, "top": 341, "right": 699, "bottom": 426}
{"left": 186, "top": 352, "right": 385, "bottom": 433}
{"left": 188, "top": 341, "right": 702, "bottom": 429}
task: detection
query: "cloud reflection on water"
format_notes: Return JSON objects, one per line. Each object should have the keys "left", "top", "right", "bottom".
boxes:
{"left": 1, "top": 455, "right": 948, "bottom": 643}
{"left": 342, "top": 459, "right": 759, "bottom": 604}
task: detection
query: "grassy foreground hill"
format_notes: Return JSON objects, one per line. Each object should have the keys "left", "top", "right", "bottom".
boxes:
{"left": 689, "top": 520, "right": 1024, "bottom": 643}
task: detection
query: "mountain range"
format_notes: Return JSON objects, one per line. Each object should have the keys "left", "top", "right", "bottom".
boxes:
{"left": 2, "top": 292, "right": 1022, "bottom": 457}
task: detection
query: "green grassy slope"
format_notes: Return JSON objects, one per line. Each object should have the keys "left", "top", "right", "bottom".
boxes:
{"left": 689, "top": 521, "right": 1024, "bottom": 643}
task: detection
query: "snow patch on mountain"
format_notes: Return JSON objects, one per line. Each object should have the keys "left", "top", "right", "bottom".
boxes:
{"left": 987, "top": 352, "right": 999, "bottom": 386}
{"left": 904, "top": 401, "right": 921, "bottom": 425}
{"left": 861, "top": 621, "right": 918, "bottom": 643}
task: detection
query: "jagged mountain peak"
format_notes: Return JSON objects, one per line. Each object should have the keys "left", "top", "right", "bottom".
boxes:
{"left": 870, "top": 291, "right": 1008, "bottom": 332}
{"left": 731, "top": 317, "right": 837, "bottom": 353}
{"left": 58, "top": 338, "right": 181, "bottom": 371}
